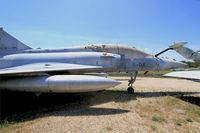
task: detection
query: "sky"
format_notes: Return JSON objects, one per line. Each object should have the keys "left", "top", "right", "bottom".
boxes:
{"left": 0, "top": 0, "right": 200, "bottom": 60}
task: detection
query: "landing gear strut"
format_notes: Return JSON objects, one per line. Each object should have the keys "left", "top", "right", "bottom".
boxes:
{"left": 127, "top": 71, "right": 138, "bottom": 94}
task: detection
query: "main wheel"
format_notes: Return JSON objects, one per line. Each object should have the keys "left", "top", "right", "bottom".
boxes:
{"left": 127, "top": 87, "right": 134, "bottom": 94}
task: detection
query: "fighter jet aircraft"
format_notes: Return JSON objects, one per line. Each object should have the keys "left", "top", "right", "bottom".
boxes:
{"left": 163, "top": 42, "right": 200, "bottom": 80}
{"left": 0, "top": 28, "right": 186, "bottom": 93}
{"left": 169, "top": 42, "right": 200, "bottom": 62}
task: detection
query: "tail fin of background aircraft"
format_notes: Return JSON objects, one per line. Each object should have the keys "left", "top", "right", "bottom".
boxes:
{"left": 170, "top": 42, "right": 195, "bottom": 60}
{"left": 0, "top": 28, "right": 31, "bottom": 53}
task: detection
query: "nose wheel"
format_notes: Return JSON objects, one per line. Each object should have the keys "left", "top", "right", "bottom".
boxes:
{"left": 127, "top": 71, "right": 138, "bottom": 94}
{"left": 127, "top": 86, "right": 134, "bottom": 94}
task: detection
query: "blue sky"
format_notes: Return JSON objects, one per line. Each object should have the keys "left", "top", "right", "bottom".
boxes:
{"left": 0, "top": 0, "right": 200, "bottom": 60}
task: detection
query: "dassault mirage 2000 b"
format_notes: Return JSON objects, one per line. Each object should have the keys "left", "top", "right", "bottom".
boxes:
{"left": 0, "top": 28, "right": 186, "bottom": 93}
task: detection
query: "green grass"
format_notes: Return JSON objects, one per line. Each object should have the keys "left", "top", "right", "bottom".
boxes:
{"left": 151, "top": 115, "right": 167, "bottom": 123}
{"left": 150, "top": 124, "right": 157, "bottom": 131}
{"left": 175, "top": 119, "right": 185, "bottom": 126}
{"left": 0, "top": 120, "right": 17, "bottom": 129}
{"left": 186, "top": 118, "right": 193, "bottom": 122}
{"left": 194, "top": 110, "right": 200, "bottom": 117}
{"left": 188, "top": 108, "right": 200, "bottom": 117}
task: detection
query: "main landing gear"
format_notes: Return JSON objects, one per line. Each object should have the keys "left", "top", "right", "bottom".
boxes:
{"left": 127, "top": 71, "right": 138, "bottom": 94}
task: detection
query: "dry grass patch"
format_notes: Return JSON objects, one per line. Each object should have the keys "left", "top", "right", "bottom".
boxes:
{"left": 1, "top": 78, "right": 200, "bottom": 133}
{"left": 105, "top": 126, "right": 112, "bottom": 131}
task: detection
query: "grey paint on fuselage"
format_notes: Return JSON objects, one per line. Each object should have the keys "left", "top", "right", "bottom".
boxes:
{"left": 1, "top": 43, "right": 184, "bottom": 73}
{"left": 0, "top": 51, "right": 184, "bottom": 73}
{"left": 0, "top": 52, "right": 120, "bottom": 71}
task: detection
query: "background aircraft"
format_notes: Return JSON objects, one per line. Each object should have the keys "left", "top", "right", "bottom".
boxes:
{"left": 0, "top": 28, "right": 186, "bottom": 93}
{"left": 164, "top": 42, "right": 200, "bottom": 80}
{"left": 169, "top": 42, "right": 200, "bottom": 62}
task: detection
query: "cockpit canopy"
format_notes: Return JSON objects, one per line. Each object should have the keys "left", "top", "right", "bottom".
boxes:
{"left": 85, "top": 44, "right": 151, "bottom": 59}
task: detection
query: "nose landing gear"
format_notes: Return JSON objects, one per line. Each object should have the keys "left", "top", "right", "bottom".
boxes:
{"left": 127, "top": 71, "right": 138, "bottom": 94}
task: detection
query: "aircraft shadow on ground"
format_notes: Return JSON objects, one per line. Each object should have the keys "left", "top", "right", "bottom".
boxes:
{"left": 52, "top": 107, "right": 129, "bottom": 116}
{"left": 0, "top": 90, "right": 199, "bottom": 123}
{"left": 177, "top": 95, "right": 200, "bottom": 106}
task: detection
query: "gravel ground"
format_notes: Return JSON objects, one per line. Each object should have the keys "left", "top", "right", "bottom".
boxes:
{"left": 1, "top": 77, "right": 200, "bottom": 133}
{"left": 114, "top": 77, "right": 200, "bottom": 92}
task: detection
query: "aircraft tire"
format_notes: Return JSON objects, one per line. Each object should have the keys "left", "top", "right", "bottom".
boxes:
{"left": 127, "top": 87, "right": 134, "bottom": 94}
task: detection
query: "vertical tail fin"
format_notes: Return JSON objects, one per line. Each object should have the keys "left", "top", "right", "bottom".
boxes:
{"left": 0, "top": 28, "right": 31, "bottom": 53}
{"left": 170, "top": 42, "right": 195, "bottom": 60}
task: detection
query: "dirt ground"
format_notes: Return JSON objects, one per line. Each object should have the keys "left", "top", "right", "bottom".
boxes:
{"left": 1, "top": 77, "right": 200, "bottom": 133}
